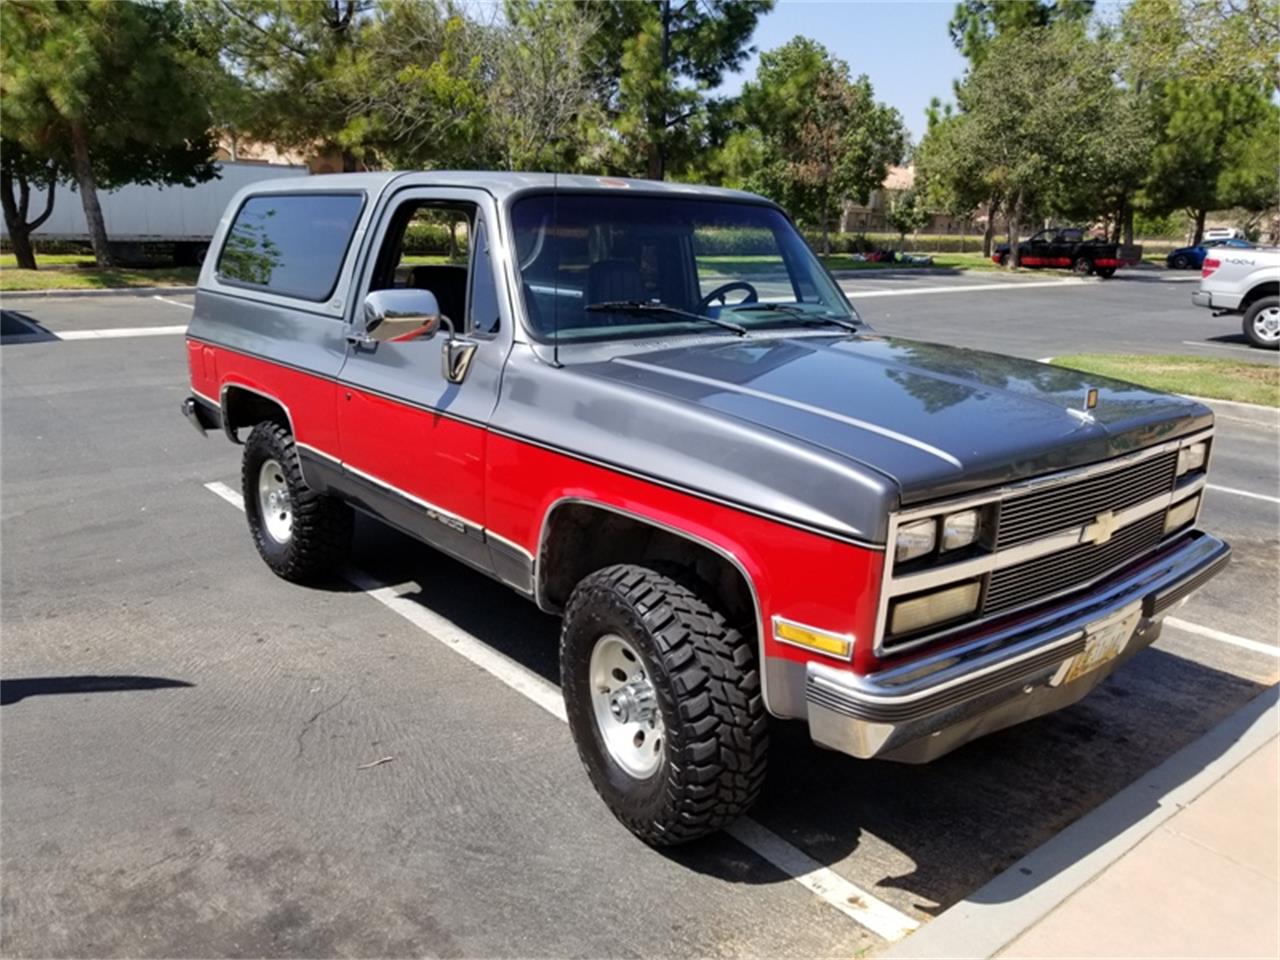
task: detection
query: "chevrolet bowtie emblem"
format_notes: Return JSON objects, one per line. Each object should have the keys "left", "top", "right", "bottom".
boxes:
{"left": 1083, "top": 510, "right": 1119, "bottom": 545}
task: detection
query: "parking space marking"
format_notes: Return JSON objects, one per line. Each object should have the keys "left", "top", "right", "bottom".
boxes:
{"left": 153, "top": 295, "right": 194, "bottom": 310}
{"left": 56, "top": 324, "right": 187, "bottom": 340}
{"left": 1163, "top": 617, "right": 1279, "bottom": 658}
{"left": 845, "top": 279, "right": 1085, "bottom": 299}
{"left": 202, "top": 479, "right": 921, "bottom": 942}
{"left": 1181, "top": 339, "right": 1277, "bottom": 357}
{"left": 1207, "top": 483, "right": 1280, "bottom": 505}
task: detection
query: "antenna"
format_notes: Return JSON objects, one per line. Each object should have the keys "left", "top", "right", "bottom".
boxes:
{"left": 551, "top": 171, "right": 562, "bottom": 369}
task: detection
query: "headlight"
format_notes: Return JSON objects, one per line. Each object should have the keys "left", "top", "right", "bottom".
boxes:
{"left": 942, "top": 509, "right": 981, "bottom": 551}
{"left": 890, "top": 581, "right": 982, "bottom": 635}
{"left": 895, "top": 518, "right": 937, "bottom": 563}
{"left": 1165, "top": 494, "right": 1200, "bottom": 533}
{"left": 1177, "top": 442, "right": 1207, "bottom": 477}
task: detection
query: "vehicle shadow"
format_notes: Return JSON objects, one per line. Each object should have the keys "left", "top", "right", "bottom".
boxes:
{"left": 342, "top": 516, "right": 1268, "bottom": 914}
{"left": 0, "top": 675, "right": 195, "bottom": 706}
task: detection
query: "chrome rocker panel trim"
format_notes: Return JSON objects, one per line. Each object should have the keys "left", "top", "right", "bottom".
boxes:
{"left": 806, "top": 531, "right": 1230, "bottom": 763}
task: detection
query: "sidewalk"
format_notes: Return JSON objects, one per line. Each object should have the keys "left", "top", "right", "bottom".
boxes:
{"left": 887, "top": 687, "right": 1279, "bottom": 960}
{"left": 1000, "top": 735, "right": 1277, "bottom": 959}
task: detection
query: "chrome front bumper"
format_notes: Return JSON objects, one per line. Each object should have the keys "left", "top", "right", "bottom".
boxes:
{"left": 806, "top": 532, "right": 1230, "bottom": 763}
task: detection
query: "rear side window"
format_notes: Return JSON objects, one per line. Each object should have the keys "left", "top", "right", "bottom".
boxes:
{"left": 217, "top": 193, "right": 364, "bottom": 301}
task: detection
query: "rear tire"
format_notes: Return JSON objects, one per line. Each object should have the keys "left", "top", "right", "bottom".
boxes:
{"left": 560, "top": 564, "right": 768, "bottom": 846}
{"left": 241, "top": 421, "right": 353, "bottom": 582}
{"left": 1242, "top": 296, "right": 1280, "bottom": 350}
{"left": 1170, "top": 254, "right": 1190, "bottom": 270}
{"left": 1095, "top": 267, "right": 1116, "bottom": 279}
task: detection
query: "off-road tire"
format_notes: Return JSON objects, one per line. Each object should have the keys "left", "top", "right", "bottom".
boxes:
{"left": 1242, "top": 296, "right": 1280, "bottom": 350}
{"left": 241, "top": 421, "right": 353, "bottom": 582}
{"left": 561, "top": 564, "right": 768, "bottom": 845}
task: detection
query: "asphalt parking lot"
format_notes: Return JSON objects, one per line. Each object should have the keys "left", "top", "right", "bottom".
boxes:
{"left": 2, "top": 269, "right": 1277, "bottom": 957}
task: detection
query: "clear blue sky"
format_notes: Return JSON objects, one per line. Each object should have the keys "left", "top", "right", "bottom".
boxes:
{"left": 720, "top": 1, "right": 969, "bottom": 146}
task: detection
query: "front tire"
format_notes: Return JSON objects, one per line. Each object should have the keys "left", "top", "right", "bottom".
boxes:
{"left": 1242, "top": 296, "right": 1280, "bottom": 350}
{"left": 1073, "top": 256, "right": 1093, "bottom": 276}
{"left": 561, "top": 564, "right": 768, "bottom": 846}
{"left": 241, "top": 421, "right": 353, "bottom": 582}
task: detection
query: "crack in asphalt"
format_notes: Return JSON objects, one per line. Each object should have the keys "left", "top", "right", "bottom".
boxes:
{"left": 294, "top": 692, "right": 349, "bottom": 760}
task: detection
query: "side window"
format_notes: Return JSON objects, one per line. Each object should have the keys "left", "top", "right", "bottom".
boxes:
{"left": 217, "top": 193, "right": 363, "bottom": 301}
{"left": 468, "top": 218, "right": 501, "bottom": 335}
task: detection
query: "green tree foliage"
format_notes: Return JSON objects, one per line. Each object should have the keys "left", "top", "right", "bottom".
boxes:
{"left": 948, "top": 0, "right": 1094, "bottom": 68}
{"left": 946, "top": 22, "right": 1117, "bottom": 267}
{"left": 192, "top": 0, "right": 371, "bottom": 168}
{"left": 1122, "top": 0, "right": 1279, "bottom": 92}
{"left": 2, "top": 0, "right": 220, "bottom": 266}
{"left": 885, "top": 188, "right": 930, "bottom": 244}
{"left": 580, "top": 0, "right": 773, "bottom": 179}
{"left": 1142, "top": 81, "right": 1278, "bottom": 243}
{"left": 738, "top": 37, "right": 906, "bottom": 254}
{"left": 1121, "top": 0, "right": 1280, "bottom": 243}
{"left": 913, "top": 105, "right": 1000, "bottom": 254}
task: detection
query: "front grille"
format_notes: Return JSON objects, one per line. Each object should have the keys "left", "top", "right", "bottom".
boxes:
{"left": 996, "top": 451, "right": 1178, "bottom": 549}
{"left": 984, "top": 512, "right": 1167, "bottom": 615}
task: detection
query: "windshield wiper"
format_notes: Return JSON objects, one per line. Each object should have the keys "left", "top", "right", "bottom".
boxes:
{"left": 731, "top": 303, "right": 861, "bottom": 332}
{"left": 584, "top": 300, "right": 746, "bottom": 336}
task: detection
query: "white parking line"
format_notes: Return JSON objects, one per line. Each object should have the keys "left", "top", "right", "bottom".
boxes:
{"left": 1207, "top": 483, "right": 1280, "bottom": 505}
{"left": 201, "top": 479, "right": 919, "bottom": 941}
{"left": 153, "top": 295, "right": 194, "bottom": 310}
{"left": 845, "top": 279, "right": 1086, "bottom": 299}
{"left": 1163, "top": 617, "right": 1279, "bottom": 658}
{"left": 1181, "top": 339, "right": 1277, "bottom": 357}
{"left": 56, "top": 324, "right": 187, "bottom": 340}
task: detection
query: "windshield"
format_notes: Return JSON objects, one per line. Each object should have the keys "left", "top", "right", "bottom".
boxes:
{"left": 510, "top": 193, "right": 857, "bottom": 342}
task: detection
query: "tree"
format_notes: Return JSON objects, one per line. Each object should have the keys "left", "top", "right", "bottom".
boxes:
{"left": 885, "top": 188, "right": 930, "bottom": 246}
{"left": 948, "top": 0, "right": 1094, "bottom": 68}
{"left": 1142, "top": 80, "right": 1277, "bottom": 243}
{"left": 914, "top": 107, "right": 1001, "bottom": 255}
{"left": 580, "top": 0, "right": 773, "bottom": 179}
{"left": 740, "top": 37, "right": 906, "bottom": 255}
{"left": 1, "top": 1, "right": 220, "bottom": 266}
{"left": 334, "top": 2, "right": 493, "bottom": 169}
{"left": 948, "top": 22, "right": 1117, "bottom": 268}
{"left": 483, "top": 0, "right": 603, "bottom": 171}
{"left": 192, "top": 0, "right": 373, "bottom": 170}
{"left": 1122, "top": 0, "right": 1280, "bottom": 93}
{"left": 0, "top": 139, "right": 58, "bottom": 270}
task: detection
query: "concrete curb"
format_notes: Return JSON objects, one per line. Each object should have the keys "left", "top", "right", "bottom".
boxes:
{"left": 0, "top": 285, "right": 196, "bottom": 299}
{"left": 883, "top": 685, "right": 1280, "bottom": 959}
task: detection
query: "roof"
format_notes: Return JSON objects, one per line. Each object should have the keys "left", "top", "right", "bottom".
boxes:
{"left": 242, "top": 170, "right": 773, "bottom": 205}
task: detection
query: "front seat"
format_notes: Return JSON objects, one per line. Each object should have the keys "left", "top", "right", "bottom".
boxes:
{"left": 585, "top": 259, "right": 644, "bottom": 306}
{"left": 409, "top": 265, "right": 468, "bottom": 325}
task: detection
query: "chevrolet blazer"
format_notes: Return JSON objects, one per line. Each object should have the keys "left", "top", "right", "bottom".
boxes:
{"left": 183, "top": 172, "right": 1230, "bottom": 845}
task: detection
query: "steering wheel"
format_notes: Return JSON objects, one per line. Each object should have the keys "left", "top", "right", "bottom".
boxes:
{"left": 698, "top": 281, "right": 759, "bottom": 312}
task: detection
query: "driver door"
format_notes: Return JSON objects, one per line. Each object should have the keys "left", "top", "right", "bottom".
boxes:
{"left": 335, "top": 188, "right": 509, "bottom": 571}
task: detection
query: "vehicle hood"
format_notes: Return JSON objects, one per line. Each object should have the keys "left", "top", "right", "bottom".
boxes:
{"left": 585, "top": 333, "right": 1212, "bottom": 503}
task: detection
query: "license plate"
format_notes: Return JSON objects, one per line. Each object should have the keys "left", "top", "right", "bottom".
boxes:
{"left": 1052, "top": 604, "right": 1142, "bottom": 686}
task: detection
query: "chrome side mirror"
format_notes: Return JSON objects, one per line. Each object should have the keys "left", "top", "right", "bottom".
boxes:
{"left": 351, "top": 288, "right": 442, "bottom": 345}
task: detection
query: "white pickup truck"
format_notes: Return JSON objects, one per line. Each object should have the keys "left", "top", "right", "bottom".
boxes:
{"left": 1192, "top": 246, "right": 1280, "bottom": 349}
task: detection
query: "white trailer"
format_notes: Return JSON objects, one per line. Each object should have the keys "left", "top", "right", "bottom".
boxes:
{"left": 2, "top": 161, "right": 307, "bottom": 263}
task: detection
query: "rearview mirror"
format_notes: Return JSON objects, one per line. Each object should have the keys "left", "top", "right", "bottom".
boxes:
{"left": 351, "top": 288, "right": 442, "bottom": 344}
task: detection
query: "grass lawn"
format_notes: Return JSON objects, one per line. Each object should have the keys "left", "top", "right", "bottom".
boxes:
{"left": 0, "top": 265, "right": 199, "bottom": 292}
{"left": 1052, "top": 354, "right": 1279, "bottom": 407}
{"left": 0, "top": 253, "right": 96, "bottom": 268}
